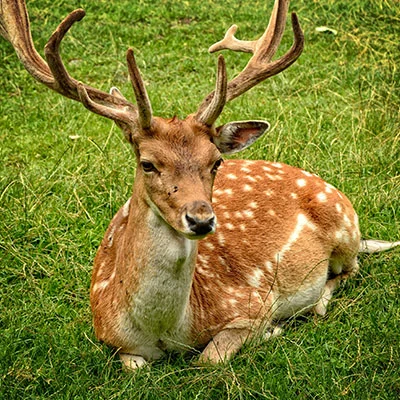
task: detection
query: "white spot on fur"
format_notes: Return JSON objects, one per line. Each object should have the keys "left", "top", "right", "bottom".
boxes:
{"left": 219, "top": 256, "right": 227, "bottom": 266}
{"left": 301, "top": 170, "right": 313, "bottom": 177}
{"left": 241, "top": 167, "right": 251, "bottom": 173}
{"left": 246, "top": 176, "right": 257, "bottom": 182}
{"left": 335, "top": 203, "right": 343, "bottom": 213}
{"left": 248, "top": 268, "right": 264, "bottom": 288}
{"left": 229, "top": 298, "right": 238, "bottom": 305}
{"left": 243, "top": 210, "right": 254, "bottom": 218}
{"left": 265, "top": 261, "right": 273, "bottom": 273}
{"left": 225, "top": 223, "right": 235, "bottom": 230}
{"left": 249, "top": 201, "right": 258, "bottom": 209}
{"left": 204, "top": 242, "right": 215, "bottom": 250}
{"left": 266, "top": 174, "right": 283, "bottom": 181}
{"left": 316, "top": 192, "right": 327, "bottom": 202}
{"left": 227, "top": 173, "right": 237, "bottom": 180}
{"left": 223, "top": 211, "right": 230, "bottom": 219}
{"left": 268, "top": 209, "right": 276, "bottom": 216}
{"left": 218, "top": 232, "right": 225, "bottom": 246}
{"left": 234, "top": 211, "right": 243, "bottom": 218}
{"left": 96, "top": 261, "right": 106, "bottom": 277}
{"left": 335, "top": 229, "right": 350, "bottom": 243}
{"left": 224, "top": 188, "right": 233, "bottom": 196}
{"left": 265, "top": 189, "right": 274, "bottom": 197}
{"left": 343, "top": 214, "right": 352, "bottom": 227}
{"left": 290, "top": 193, "right": 298, "bottom": 199}
{"left": 198, "top": 254, "right": 209, "bottom": 266}
{"left": 272, "top": 162, "right": 283, "bottom": 169}
{"left": 325, "top": 183, "right": 334, "bottom": 193}
{"left": 262, "top": 166, "right": 273, "bottom": 172}
{"left": 93, "top": 270, "right": 115, "bottom": 292}
{"left": 275, "top": 214, "right": 316, "bottom": 262}
{"left": 244, "top": 184, "right": 253, "bottom": 192}
{"left": 197, "top": 266, "right": 206, "bottom": 274}
{"left": 240, "top": 224, "right": 246, "bottom": 231}
{"left": 296, "top": 179, "right": 307, "bottom": 187}
{"left": 252, "top": 290, "right": 263, "bottom": 303}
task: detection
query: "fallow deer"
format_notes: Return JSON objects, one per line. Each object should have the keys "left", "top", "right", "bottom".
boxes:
{"left": 1, "top": 0, "right": 399, "bottom": 370}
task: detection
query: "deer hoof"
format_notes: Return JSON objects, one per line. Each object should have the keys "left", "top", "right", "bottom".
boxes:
{"left": 119, "top": 353, "right": 147, "bottom": 371}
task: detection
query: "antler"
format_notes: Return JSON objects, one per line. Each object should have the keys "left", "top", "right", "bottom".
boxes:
{"left": 1, "top": 0, "right": 302, "bottom": 130}
{"left": 195, "top": 55, "right": 227, "bottom": 126}
{"left": 195, "top": 0, "right": 304, "bottom": 126}
{"left": 0, "top": 0, "right": 152, "bottom": 128}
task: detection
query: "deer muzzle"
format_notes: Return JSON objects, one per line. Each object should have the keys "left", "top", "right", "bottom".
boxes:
{"left": 183, "top": 201, "right": 216, "bottom": 238}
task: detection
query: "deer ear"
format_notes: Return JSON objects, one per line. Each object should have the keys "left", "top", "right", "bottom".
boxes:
{"left": 213, "top": 120, "right": 270, "bottom": 154}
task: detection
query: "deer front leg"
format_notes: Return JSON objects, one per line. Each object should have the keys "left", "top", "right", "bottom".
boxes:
{"left": 198, "top": 328, "right": 252, "bottom": 364}
{"left": 119, "top": 353, "right": 148, "bottom": 371}
{"left": 119, "top": 344, "right": 165, "bottom": 371}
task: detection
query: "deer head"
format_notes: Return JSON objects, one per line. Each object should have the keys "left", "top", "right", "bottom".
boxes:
{"left": 0, "top": 0, "right": 303, "bottom": 238}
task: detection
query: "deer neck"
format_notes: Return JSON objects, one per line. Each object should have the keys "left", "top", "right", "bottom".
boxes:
{"left": 121, "top": 183, "right": 198, "bottom": 336}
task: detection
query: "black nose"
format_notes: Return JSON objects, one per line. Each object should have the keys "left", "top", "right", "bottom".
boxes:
{"left": 184, "top": 200, "right": 215, "bottom": 236}
{"left": 185, "top": 214, "right": 215, "bottom": 235}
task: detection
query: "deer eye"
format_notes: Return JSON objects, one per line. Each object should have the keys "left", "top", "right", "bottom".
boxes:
{"left": 211, "top": 158, "right": 223, "bottom": 174}
{"left": 141, "top": 161, "right": 157, "bottom": 173}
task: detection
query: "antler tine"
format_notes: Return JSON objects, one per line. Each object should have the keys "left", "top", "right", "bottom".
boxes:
{"left": 226, "top": 11, "right": 304, "bottom": 103}
{"left": 209, "top": 0, "right": 289, "bottom": 58}
{"left": 196, "top": 0, "right": 304, "bottom": 119}
{"left": 44, "top": 9, "right": 135, "bottom": 125}
{"left": 209, "top": 25, "right": 257, "bottom": 54}
{"left": 44, "top": 9, "right": 86, "bottom": 100}
{"left": 253, "top": 0, "right": 289, "bottom": 63}
{"left": 0, "top": 0, "right": 136, "bottom": 125}
{"left": 195, "top": 55, "right": 227, "bottom": 126}
{"left": 77, "top": 83, "right": 136, "bottom": 123}
{"left": 126, "top": 49, "right": 153, "bottom": 130}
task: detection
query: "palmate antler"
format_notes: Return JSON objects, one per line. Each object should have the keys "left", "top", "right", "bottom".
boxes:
{"left": 195, "top": 0, "right": 304, "bottom": 126}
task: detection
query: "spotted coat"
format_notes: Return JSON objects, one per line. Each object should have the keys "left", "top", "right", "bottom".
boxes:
{"left": 91, "top": 158, "right": 360, "bottom": 354}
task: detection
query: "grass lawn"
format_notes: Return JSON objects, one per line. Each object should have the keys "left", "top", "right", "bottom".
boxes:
{"left": 0, "top": 0, "right": 399, "bottom": 398}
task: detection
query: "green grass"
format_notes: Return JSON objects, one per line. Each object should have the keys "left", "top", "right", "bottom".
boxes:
{"left": 1, "top": 0, "right": 399, "bottom": 398}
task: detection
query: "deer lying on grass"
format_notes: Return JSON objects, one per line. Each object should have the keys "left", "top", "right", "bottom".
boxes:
{"left": 2, "top": 0, "right": 399, "bottom": 370}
